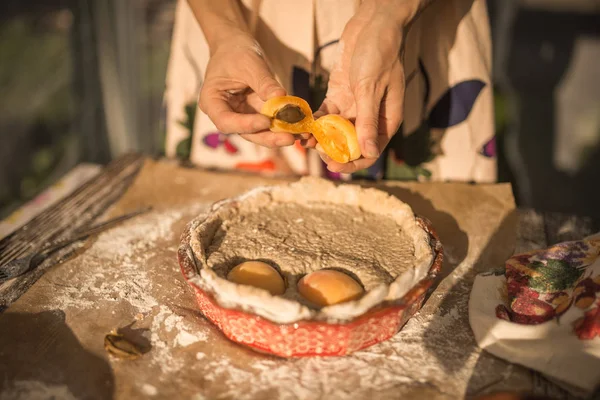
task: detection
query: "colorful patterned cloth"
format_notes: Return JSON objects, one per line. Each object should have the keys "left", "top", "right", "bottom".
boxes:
{"left": 470, "top": 236, "right": 600, "bottom": 395}
{"left": 164, "top": 0, "right": 496, "bottom": 182}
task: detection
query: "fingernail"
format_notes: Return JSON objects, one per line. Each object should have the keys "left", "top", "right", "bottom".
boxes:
{"left": 269, "top": 88, "right": 287, "bottom": 99}
{"left": 364, "top": 139, "right": 380, "bottom": 158}
{"left": 315, "top": 147, "right": 331, "bottom": 163}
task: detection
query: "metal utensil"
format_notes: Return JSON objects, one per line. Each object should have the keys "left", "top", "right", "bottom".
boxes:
{"left": 0, "top": 206, "right": 152, "bottom": 281}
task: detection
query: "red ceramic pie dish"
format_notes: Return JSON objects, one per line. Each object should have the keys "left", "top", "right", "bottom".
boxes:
{"left": 178, "top": 209, "right": 443, "bottom": 358}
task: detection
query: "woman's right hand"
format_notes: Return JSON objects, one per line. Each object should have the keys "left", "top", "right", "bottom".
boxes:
{"left": 199, "top": 34, "right": 296, "bottom": 148}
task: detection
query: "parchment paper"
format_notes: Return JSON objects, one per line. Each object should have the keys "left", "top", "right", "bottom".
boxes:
{"left": 0, "top": 159, "right": 530, "bottom": 400}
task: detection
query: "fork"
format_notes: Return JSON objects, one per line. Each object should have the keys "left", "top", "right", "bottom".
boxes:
{"left": 0, "top": 206, "right": 152, "bottom": 282}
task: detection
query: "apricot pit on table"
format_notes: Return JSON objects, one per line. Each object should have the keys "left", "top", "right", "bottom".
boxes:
{"left": 261, "top": 96, "right": 361, "bottom": 164}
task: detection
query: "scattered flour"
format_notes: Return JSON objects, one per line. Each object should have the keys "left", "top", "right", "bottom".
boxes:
{"left": 148, "top": 306, "right": 185, "bottom": 375}
{"left": 176, "top": 330, "right": 206, "bottom": 347}
{"left": 141, "top": 383, "right": 158, "bottom": 396}
{"left": 190, "top": 303, "right": 472, "bottom": 400}
{"left": 40, "top": 204, "right": 211, "bottom": 377}
{"left": 148, "top": 304, "right": 207, "bottom": 374}
{"left": 0, "top": 381, "right": 77, "bottom": 400}
{"left": 43, "top": 208, "right": 190, "bottom": 312}
{"left": 188, "top": 288, "right": 485, "bottom": 400}
{"left": 162, "top": 306, "right": 206, "bottom": 343}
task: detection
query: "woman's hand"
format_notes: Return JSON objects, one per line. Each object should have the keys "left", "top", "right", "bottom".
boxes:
{"left": 199, "top": 34, "right": 296, "bottom": 148}
{"left": 310, "top": 0, "right": 420, "bottom": 173}
{"left": 189, "top": 0, "right": 297, "bottom": 148}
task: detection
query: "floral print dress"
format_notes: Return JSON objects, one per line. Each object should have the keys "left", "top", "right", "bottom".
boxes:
{"left": 164, "top": 0, "right": 496, "bottom": 182}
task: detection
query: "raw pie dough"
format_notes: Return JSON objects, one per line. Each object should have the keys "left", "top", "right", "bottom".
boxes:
{"left": 188, "top": 177, "right": 434, "bottom": 324}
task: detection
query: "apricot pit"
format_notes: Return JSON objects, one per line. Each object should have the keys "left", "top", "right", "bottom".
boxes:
{"left": 261, "top": 96, "right": 361, "bottom": 163}
{"left": 275, "top": 104, "right": 305, "bottom": 124}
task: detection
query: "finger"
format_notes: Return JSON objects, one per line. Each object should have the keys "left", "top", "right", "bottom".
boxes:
{"left": 315, "top": 144, "right": 332, "bottom": 164}
{"left": 249, "top": 68, "right": 286, "bottom": 101}
{"left": 200, "top": 93, "right": 271, "bottom": 134}
{"left": 378, "top": 64, "right": 405, "bottom": 137}
{"left": 354, "top": 81, "right": 382, "bottom": 159}
{"left": 240, "top": 131, "right": 296, "bottom": 148}
{"left": 301, "top": 136, "right": 318, "bottom": 148}
{"left": 315, "top": 100, "right": 340, "bottom": 118}
{"left": 326, "top": 157, "right": 377, "bottom": 174}
{"left": 379, "top": 93, "right": 403, "bottom": 138}
{"left": 324, "top": 134, "right": 390, "bottom": 173}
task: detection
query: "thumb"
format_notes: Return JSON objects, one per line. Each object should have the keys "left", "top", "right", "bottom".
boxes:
{"left": 250, "top": 66, "right": 286, "bottom": 101}
{"left": 314, "top": 99, "right": 340, "bottom": 119}
{"left": 354, "top": 85, "right": 381, "bottom": 159}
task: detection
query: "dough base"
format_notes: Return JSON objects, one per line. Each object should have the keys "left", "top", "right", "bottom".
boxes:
{"left": 207, "top": 202, "right": 415, "bottom": 308}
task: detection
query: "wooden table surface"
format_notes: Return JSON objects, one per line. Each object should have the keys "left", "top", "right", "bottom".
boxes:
{"left": 0, "top": 154, "right": 598, "bottom": 399}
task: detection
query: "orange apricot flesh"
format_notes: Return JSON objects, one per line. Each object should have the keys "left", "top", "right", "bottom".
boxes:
{"left": 312, "top": 115, "right": 361, "bottom": 163}
{"left": 227, "top": 261, "right": 286, "bottom": 296}
{"left": 298, "top": 269, "right": 364, "bottom": 307}
{"left": 261, "top": 96, "right": 361, "bottom": 163}
{"left": 261, "top": 95, "right": 314, "bottom": 134}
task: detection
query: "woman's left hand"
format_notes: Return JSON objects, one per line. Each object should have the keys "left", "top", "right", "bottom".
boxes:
{"left": 306, "top": 0, "right": 413, "bottom": 173}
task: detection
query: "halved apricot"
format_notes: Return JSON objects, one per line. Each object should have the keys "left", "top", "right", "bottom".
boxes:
{"left": 227, "top": 261, "right": 286, "bottom": 296}
{"left": 312, "top": 115, "right": 361, "bottom": 163}
{"left": 261, "top": 96, "right": 361, "bottom": 163}
{"left": 261, "top": 95, "right": 314, "bottom": 134}
{"left": 298, "top": 269, "right": 364, "bottom": 307}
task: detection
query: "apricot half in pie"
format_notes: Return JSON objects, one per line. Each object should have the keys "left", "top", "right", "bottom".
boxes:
{"left": 227, "top": 261, "right": 286, "bottom": 296}
{"left": 298, "top": 270, "right": 365, "bottom": 307}
{"left": 261, "top": 96, "right": 361, "bottom": 164}
{"left": 227, "top": 262, "right": 365, "bottom": 307}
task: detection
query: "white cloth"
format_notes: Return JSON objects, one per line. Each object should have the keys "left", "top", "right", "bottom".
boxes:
{"left": 469, "top": 235, "right": 600, "bottom": 395}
